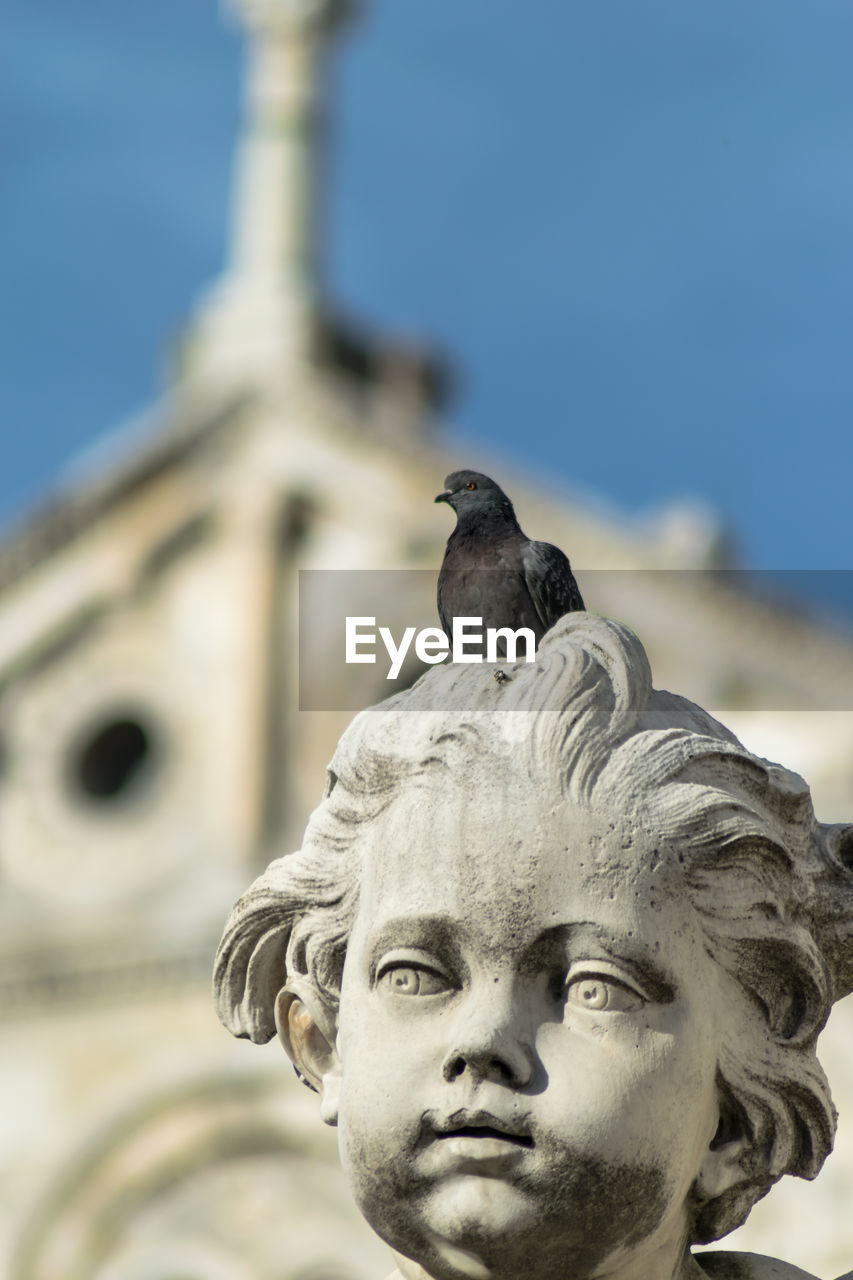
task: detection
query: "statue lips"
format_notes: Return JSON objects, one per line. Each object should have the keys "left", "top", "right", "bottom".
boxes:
{"left": 421, "top": 1108, "right": 534, "bottom": 1174}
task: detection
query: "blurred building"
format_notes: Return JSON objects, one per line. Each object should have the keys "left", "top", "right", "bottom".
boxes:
{"left": 0, "top": 1, "right": 851, "bottom": 1276}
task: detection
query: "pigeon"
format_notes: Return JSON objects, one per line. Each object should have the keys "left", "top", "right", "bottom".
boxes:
{"left": 435, "top": 470, "right": 584, "bottom": 654}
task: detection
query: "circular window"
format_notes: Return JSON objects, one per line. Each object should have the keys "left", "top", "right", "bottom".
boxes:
{"left": 66, "top": 711, "right": 162, "bottom": 807}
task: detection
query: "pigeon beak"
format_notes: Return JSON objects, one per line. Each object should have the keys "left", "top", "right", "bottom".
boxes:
{"left": 435, "top": 491, "right": 452, "bottom": 504}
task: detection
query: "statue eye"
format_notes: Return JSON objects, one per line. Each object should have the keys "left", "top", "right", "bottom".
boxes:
{"left": 465, "top": 481, "right": 477, "bottom": 490}
{"left": 566, "top": 975, "right": 644, "bottom": 1013}
{"left": 378, "top": 964, "right": 448, "bottom": 997}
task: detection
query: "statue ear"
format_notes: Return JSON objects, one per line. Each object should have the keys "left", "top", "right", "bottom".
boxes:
{"left": 694, "top": 1092, "right": 753, "bottom": 1201}
{"left": 274, "top": 983, "right": 342, "bottom": 1127}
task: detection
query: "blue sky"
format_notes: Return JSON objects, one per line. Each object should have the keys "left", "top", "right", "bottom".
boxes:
{"left": 2, "top": 2, "right": 852, "bottom": 606}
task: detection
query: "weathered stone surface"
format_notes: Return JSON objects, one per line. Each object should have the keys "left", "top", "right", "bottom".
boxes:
{"left": 216, "top": 613, "right": 853, "bottom": 1280}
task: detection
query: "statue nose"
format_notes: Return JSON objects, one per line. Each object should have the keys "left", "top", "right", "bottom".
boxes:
{"left": 441, "top": 1014, "right": 533, "bottom": 1088}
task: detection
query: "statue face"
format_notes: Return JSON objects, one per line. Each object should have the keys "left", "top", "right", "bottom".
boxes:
{"left": 331, "top": 775, "right": 732, "bottom": 1280}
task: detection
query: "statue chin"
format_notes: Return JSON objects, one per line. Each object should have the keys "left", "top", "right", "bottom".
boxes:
{"left": 350, "top": 1154, "right": 675, "bottom": 1280}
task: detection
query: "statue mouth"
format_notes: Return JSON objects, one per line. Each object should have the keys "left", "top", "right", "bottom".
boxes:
{"left": 440, "top": 1125, "right": 534, "bottom": 1149}
{"left": 428, "top": 1108, "right": 534, "bottom": 1148}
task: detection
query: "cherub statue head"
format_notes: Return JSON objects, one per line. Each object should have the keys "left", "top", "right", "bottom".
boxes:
{"left": 214, "top": 615, "right": 853, "bottom": 1280}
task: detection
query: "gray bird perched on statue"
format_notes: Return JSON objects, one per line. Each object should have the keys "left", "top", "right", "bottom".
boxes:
{"left": 435, "top": 470, "right": 585, "bottom": 654}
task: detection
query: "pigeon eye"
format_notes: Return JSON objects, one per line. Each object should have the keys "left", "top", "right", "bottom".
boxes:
{"left": 465, "top": 481, "right": 477, "bottom": 490}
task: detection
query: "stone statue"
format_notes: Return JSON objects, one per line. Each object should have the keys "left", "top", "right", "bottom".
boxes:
{"left": 214, "top": 614, "right": 853, "bottom": 1280}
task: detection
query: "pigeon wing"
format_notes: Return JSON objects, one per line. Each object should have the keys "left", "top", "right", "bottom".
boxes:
{"left": 521, "top": 539, "right": 585, "bottom": 631}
